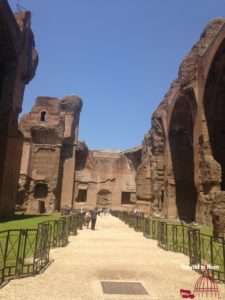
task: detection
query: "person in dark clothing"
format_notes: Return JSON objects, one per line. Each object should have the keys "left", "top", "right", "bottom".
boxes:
{"left": 91, "top": 208, "right": 98, "bottom": 230}
{"left": 78, "top": 208, "right": 85, "bottom": 229}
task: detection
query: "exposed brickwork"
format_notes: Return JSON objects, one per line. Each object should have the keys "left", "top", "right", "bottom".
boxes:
{"left": 15, "top": 16, "right": 225, "bottom": 238}
{"left": 136, "top": 18, "right": 225, "bottom": 237}
{"left": 0, "top": 0, "right": 38, "bottom": 217}
{"left": 74, "top": 145, "right": 140, "bottom": 210}
{"left": 18, "top": 96, "right": 82, "bottom": 213}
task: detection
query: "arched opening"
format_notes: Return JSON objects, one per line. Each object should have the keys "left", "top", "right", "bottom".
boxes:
{"left": 34, "top": 183, "right": 48, "bottom": 198}
{"left": 97, "top": 189, "right": 111, "bottom": 207}
{"left": 204, "top": 38, "right": 225, "bottom": 191}
{"left": 169, "top": 92, "right": 197, "bottom": 222}
{"left": 40, "top": 111, "right": 47, "bottom": 122}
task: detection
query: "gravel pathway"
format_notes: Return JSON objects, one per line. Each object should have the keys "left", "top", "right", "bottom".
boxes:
{"left": 0, "top": 215, "right": 224, "bottom": 300}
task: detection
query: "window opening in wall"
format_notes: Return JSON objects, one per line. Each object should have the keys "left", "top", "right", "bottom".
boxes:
{"left": 40, "top": 111, "right": 47, "bottom": 122}
{"left": 76, "top": 189, "right": 87, "bottom": 202}
{"left": 34, "top": 183, "right": 48, "bottom": 198}
{"left": 121, "top": 192, "right": 132, "bottom": 204}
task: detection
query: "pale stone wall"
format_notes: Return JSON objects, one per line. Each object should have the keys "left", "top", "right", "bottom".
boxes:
{"left": 74, "top": 148, "right": 139, "bottom": 210}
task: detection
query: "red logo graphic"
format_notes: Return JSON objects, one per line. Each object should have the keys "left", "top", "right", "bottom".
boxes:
{"left": 180, "top": 289, "right": 195, "bottom": 299}
{"left": 180, "top": 265, "right": 220, "bottom": 299}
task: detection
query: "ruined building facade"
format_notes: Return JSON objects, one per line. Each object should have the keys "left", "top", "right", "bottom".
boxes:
{"left": 136, "top": 18, "right": 225, "bottom": 236}
{"left": 16, "top": 17, "right": 225, "bottom": 237}
{"left": 0, "top": 0, "right": 38, "bottom": 217}
{"left": 18, "top": 96, "right": 82, "bottom": 213}
{"left": 74, "top": 145, "right": 141, "bottom": 210}
{"left": 18, "top": 109, "right": 141, "bottom": 213}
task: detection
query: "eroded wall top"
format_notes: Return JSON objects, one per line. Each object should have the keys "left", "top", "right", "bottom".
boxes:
{"left": 19, "top": 96, "right": 83, "bottom": 143}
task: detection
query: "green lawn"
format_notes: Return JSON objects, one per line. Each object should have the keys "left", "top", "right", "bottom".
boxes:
{"left": 0, "top": 213, "right": 62, "bottom": 277}
{"left": 155, "top": 217, "right": 213, "bottom": 236}
{"left": 0, "top": 213, "right": 61, "bottom": 231}
{"left": 195, "top": 224, "right": 213, "bottom": 236}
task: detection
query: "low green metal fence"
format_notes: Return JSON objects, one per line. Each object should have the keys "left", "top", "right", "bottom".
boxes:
{"left": 0, "top": 213, "right": 79, "bottom": 287}
{"left": 112, "top": 210, "right": 225, "bottom": 283}
{"left": 49, "top": 214, "right": 79, "bottom": 248}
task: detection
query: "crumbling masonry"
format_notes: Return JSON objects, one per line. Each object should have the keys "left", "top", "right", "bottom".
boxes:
{"left": 16, "top": 18, "right": 225, "bottom": 237}
{"left": 136, "top": 18, "right": 225, "bottom": 237}
{"left": 0, "top": 0, "right": 38, "bottom": 217}
{"left": 18, "top": 96, "right": 82, "bottom": 213}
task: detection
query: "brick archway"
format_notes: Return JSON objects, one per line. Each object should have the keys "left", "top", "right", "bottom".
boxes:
{"left": 97, "top": 189, "right": 112, "bottom": 207}
{"left": 169, "top": 91, "right": 197, "bottom": 222}
{"left": 204, "top": 37, "right": 225, "bottom": 191}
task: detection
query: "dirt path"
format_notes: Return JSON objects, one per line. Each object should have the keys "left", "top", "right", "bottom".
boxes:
{"left": 0, "top": 215, "right": 224, "bottom": 300}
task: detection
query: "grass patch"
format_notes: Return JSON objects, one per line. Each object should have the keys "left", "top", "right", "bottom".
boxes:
{"left": 0, "top": 213, "right": 62, "bottom": 277}
{"left": 195, "top": 224, "right": 213, "bottom": 236}
{"left": 0, "top": 213, "right": 61, "bottom": 231}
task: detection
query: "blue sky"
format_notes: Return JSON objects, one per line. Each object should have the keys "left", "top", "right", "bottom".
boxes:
{"left": 9, "top": 0, "right": 225, "bottom": 150}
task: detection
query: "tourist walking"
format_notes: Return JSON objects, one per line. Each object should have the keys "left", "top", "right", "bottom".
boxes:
{"left": 91, "top": 208, "right": 98, "bottom": 230}
{"left": 84, "top": 211, "right": 91, "bottom": 229}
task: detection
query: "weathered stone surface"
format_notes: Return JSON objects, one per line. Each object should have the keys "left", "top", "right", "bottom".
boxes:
{"left": 15, "top": 16, "right": 225, "bottom": 239}
{"left": 17, "top": 96, "right": 82, "bottom": 213}
{"left": 136, "top": 17, "right": 225, "bottom": 236}
{"left": 211, "top": 192, "right": 225, "bottom": 238}
{"left": 74, "top": 147, "right": 139, "bottom": 210}
{"left": 135, "top": 134, "right": 152, "bottom": 215}
{"left": 0, "top": 0, "right": 38, "bottom": 218}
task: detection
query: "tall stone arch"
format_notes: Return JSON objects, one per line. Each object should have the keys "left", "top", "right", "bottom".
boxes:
{"left": 169, "top": 90, "right": 197, "bottom": 222}
{"left": 204, "top": 37, "right": 225, "bottom": 191}
{"left": 0, "top": 1, "right": 38, "bottom": 217}
{"left": 202, "top": 35, "right": 225, "bottom": 237}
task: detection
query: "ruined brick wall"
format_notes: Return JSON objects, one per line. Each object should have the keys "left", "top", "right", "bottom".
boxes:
{"left": 135, "top": 134, "right": 152, "bottom": 214}
{"left": 74, "top": 145, "right": 140, "bottom": 210}
{"left": 18, "top": 96, "right": 82, "bottom": 213}
{"left": 136, "top": 17, "right": 225, "bottom": 237}
{"left": 60, "top": 96, "right": 82, "bottom": 209}
{"left": 0, "top": 0, "right": 38, "bottom": 217}
{"left": 15, "top": 14, "right": 225, "bottom": 238}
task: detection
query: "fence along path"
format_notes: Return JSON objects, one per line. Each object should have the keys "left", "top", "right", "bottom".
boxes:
{"left": 0, "top": 214, "right": 224, "bottom": 300}
{"left": 115, "top": 211, "right": 225, "bottom": 282}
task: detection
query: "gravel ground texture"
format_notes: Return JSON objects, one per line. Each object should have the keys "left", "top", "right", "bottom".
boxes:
{"left": 0, "top": 215, "right": 224, "bottom": 300}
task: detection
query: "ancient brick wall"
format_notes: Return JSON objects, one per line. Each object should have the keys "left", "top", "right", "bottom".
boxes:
{"left": 74, "top": 145, "right": 140, "bottom": 210}
{"left": 136, "top": 18, "right": 225, "bottom": 237}
{"left": 18, "top": 96, "right": 82, "bottom": 213}
{"left": 0, "top": 0, "right": 38, "bottom": 217}
{"left": 15, "top": 14, "right": 225, "bottom": 238}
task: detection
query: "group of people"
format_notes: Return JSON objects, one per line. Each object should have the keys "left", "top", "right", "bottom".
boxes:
{"left": 79, "top": 207, "right": 110, "bottom": 230}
